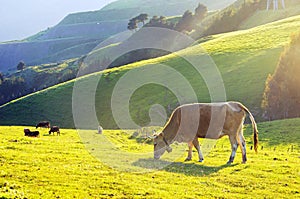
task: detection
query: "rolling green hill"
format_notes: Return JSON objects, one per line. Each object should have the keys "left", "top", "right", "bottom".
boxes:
{"left": 101, "top": 0, "right": 236, "bottom": 13}
{"left": 0, "top": 0, "right": 235, "bottom": 72}
{"left": 0, "top": 118, "right": 299, "bottom": 198}
{"left": 1, "top": 15, "right": 300, "bottom": 128}
{"left": 239, "top": 3, "right": 300, "bottom": 30}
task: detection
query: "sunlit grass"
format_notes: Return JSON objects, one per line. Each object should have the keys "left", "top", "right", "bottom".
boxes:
{"left": 0, "top": 118, "right": 299, "bottom": 198}
{"left": 240, "top": 4, "right": 300, "bottom": 30}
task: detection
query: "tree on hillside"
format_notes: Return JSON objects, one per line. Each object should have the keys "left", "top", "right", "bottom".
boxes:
{"left": 200, "top": 1, "right": 261, "bottom": 37}
{"left": 0, "top": 72, "right": 3, "bottom": 83}
{"left": 175, "top": 10, "right": 194, "bottom": 32}
{"left": 144, "top": 16, "right": 175, "bottom": 29}
{"left": 0, "top": 75, "right": 27, "bottom": 104}
{"left": 17, "top": 61, "right": 26, "bottom": 71}
{"left": 127, "top": 14, "right": 149, "bottom": 31}
{"left": 174, "top": 3, "right": 207, "bottom": 33}
{"left": 137, "top": 13, "right": 149, "bottom": 25}
{"left": 146, "top": 15, "right": 159, "bottom": 26}
{"left": 262, "top": 31, "right": 300, "bottom": 120}
{"left": 128, "top": 19, "right": 138, "bottom": 31}
{"left": 194, "top": 3, "right": 208, "bottom": 21}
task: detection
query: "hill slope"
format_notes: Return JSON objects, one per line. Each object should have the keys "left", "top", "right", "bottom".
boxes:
{"left": 102, "top": 0, "right": 235, "bottom": 12}
{"left": 0, "top": 118, "right": 299, "bottom": 198}
{"left": 1, "top": 15, "right": 300, "bottom": 128}
{"left": 239, "top": 3, "right": 300, "bottom": 30}
{"left": 0, "top": 0, "right": 235, "bottom": 72}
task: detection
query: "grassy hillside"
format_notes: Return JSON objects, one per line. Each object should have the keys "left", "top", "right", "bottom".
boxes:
{"left": 0, "top": 118, "right": 299, "bottom": 198}
{"left": 1, "top": 15, "right": 300, "bottom": 128}
{"left": 59, "top": 0, "right": 212, "bottom": 25}
{"left": 240, "top": 3, "right": 300, "bottom": 30}
{"left": 102, "top": 0, "right": 236, "bottom": 13}
{"left": 0, "top": 37, "right": 99, "bottom": 72}
{"left": 2, "top": 0, "right": 232, "bottom": 71}
{"left": 0, "top": 58, "right": 80, "bottom": 106}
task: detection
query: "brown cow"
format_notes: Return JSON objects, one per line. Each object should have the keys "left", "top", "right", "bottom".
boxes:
{"left": 24, "top": 128, "right": 40, "bottom": 137}
{"left": 36, "top": 121, "right": 50, "bottom": 129}
{"left": 49, "top": 126, "right": 60, "bottom": 136}
{"left": 153, "top": 102, "right": 258, "bottom": 164}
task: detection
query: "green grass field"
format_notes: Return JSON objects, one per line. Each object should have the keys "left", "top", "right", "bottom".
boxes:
{"left": 0, "top": 118, "right": 299, "bottom": 198}
{"left": 2, "top": 2, "right": 300, "bottom": 199}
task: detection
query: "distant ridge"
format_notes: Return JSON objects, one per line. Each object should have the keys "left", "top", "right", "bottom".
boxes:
{"left": 101, "top": 0, "right": 234, "bottom": 12}
{"left": 0, "top": 0, "right": 235, "bottom": 72}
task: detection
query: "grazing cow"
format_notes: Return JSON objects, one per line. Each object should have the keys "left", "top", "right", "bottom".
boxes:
{"left": 153, "top": 102, "right": 258, "bottom": 164}
{"left": 36, "top": 121, "right": 50, "bottom": 129}
{"left": 24, "top": 128, "right": 40, "bottom": 137}
{"left": 49, "top": 126, "right": 60, "bottom": 136}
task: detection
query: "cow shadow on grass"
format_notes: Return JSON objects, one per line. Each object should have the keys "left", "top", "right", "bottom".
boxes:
{"left": 132, "top": 158, "right": 237, "bottom": 176}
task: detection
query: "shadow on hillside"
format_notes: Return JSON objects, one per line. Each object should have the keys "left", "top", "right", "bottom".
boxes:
{"left": 132, "top": 158, "right": 237, "bottom": 176}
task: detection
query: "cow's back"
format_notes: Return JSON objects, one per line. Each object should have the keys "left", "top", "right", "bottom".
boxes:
{"left": 163, "top": 102, "right": 246, "bottom": 142}
{"left": 167, "top": 103, "right": 227, "bottom": 141}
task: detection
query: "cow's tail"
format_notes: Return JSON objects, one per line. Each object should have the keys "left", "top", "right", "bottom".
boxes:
{"left": 238, "top": 103, "right": 258, "bottom": 152}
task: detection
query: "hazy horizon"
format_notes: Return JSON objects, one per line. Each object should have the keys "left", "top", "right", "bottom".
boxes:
{"left": 0, "top": 0, "right": 116, "bottom": 42}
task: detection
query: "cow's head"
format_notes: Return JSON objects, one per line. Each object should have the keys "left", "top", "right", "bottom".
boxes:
{"left": 153, "top": 132, "right": 172, "bottom": 159}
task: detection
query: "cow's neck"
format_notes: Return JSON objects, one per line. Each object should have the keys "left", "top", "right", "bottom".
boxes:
{"left": 162, "top": 124, "right": 177, "bottom": 144}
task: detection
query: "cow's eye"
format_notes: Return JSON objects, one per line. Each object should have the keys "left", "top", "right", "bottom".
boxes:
{"left": 154, "top": 143, "right": 157, "bottom": 147}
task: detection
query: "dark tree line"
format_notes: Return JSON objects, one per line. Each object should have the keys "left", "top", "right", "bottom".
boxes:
{"left": 144, "top": 16, "right": 176, "bottom": 29}
{"left": 117, "top": 4, "right": 208, "bottom": 76}
{"left": 0, "top": 72, "right": 3, "bottom": 83}
{"left": 0, "top": 61, "right": 28, "bottom": 104}
{"left": 200, "top": 0, "right": 264, "bottom": 37}
{"left": 0, "top": 76, "right": 28, "bottom": 104}
{"left": 128, "top": 13, "right": 149, "bottom": 31}
{"left": 175, "top": 3, "right": 207, "bottom": 32}
{"left": 127, "top": 3, "right": 207, "bottom": 33}
{"left": 262, "top": 31, "right": 300, "bottom": 120}
{"left": 0, "top": 61, "right": 78, "bottom": 106}
{"left": 121, "top": 3, "right": 208, "bottom": 71}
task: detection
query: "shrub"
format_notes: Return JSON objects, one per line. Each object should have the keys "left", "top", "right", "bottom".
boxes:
{"left": 17, "top": 61, "right": 26, "bottom": 71}
{"left": 262, "top": 31, "right": 300, "bottom": 120}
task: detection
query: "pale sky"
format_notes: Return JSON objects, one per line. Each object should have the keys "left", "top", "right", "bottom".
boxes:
{"left": 0, "top": 0, "right": 116, "bottom": 42}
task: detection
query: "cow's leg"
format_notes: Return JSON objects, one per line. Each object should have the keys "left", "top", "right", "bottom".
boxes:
{"left": 185, "top": 141, "right": 193, "bottom": 161}
{"left": 238, "top": 125, "right": 247, "bottom": 163}
{"left": 192, "top": 138, "right": 204, "bottom": 162}
{"left": 227, "top": 135, "right": 238, "bottom": 164}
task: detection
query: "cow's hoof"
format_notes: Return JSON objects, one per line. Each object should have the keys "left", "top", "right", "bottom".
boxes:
{"left": 185, "top": 158, "right": 192, "bottom": 162}
{"left": 242, "top": 161, "right": 247, "bottom": 164}
{"left": 227, "top": 161, "right": 233, "bottom": 165}
{"left": 199, "top": 159, "right": 204, "bottom": 163}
